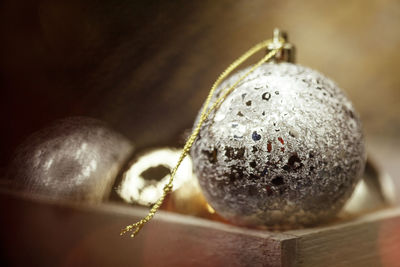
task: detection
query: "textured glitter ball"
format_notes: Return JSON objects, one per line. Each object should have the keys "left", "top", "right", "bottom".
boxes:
{"left": 190, "top": 62, "right": 366, "bottom": 228}
{"left": 7, "top": 117, "right": 133, "bottom": 203}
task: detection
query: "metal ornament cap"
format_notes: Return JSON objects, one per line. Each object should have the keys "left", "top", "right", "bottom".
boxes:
{"left": 190, "top": 62, "right": 366, "bottom": 228}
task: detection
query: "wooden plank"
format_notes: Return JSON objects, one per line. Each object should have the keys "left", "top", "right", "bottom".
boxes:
{"left": 0, "top": 191, "right": 297, "bottom": 267}
{"left": 1, "top": 189, "right": 400, "bottom": 266}
{"left": 287, "top": 208, "right": 400, "bottom": 267}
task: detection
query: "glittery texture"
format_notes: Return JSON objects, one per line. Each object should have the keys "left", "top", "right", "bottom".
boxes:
{"left": 7, "top": 117, "right": 134, "bottom": 203}
{"left": 191, "top": 63, "right": 366, "bottom": 228}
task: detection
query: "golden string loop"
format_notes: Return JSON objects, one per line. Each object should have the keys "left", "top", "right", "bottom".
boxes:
{"left": 121, "top": 37, "right": 284, "bottom": 238}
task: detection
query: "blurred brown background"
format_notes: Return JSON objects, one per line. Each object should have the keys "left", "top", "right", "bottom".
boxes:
{"left": 0, "top": 0, "right": 399, "bottom": 188}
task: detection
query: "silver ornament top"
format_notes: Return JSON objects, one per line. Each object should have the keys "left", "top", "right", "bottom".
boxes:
{"left": 191, "top": 62, "right": 366, "bottom": 227}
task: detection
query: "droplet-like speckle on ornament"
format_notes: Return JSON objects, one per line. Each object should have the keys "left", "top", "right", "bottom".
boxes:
{"left": 190, "top": 63, "right": 366, "bottom": 228}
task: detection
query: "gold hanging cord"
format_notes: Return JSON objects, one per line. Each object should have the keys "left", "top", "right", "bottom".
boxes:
{"left": 121, "top": 29, "right": 287, "bottom": 238}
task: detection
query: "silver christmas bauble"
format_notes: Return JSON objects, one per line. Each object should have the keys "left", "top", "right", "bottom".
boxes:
{"left": 191, "top": 62, "right": 366, "bottom": 228}
{"left": 7, "top": 117, "right": 134, "bottom": 203}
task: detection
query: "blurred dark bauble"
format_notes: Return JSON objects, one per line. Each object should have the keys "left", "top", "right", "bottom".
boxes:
{"left": 6, "top": 117, "right": 134, "bottom": 202}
